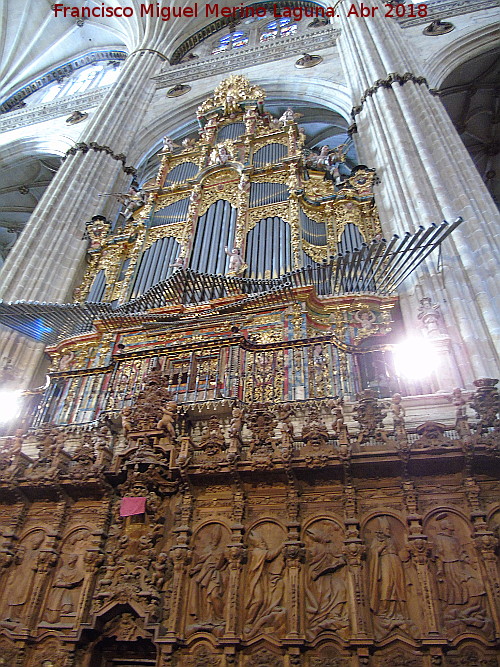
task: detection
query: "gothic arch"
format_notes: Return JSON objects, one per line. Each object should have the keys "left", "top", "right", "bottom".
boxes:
{"left": 424, "top": 23, "right": 500, "bottom": 88}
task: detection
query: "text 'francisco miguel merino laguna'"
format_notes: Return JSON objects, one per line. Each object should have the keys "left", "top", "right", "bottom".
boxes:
{"left": 52, "top": 3, "right": 339, "bottom": 20}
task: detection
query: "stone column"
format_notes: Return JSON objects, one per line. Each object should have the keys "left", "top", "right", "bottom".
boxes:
{"left": 336, "top": 0, "right": 500, "bottom": 384}
{"left": 0, "top": 48, "right": 165, "bottom": 385}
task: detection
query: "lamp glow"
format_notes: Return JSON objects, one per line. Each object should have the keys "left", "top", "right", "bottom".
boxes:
{"left": 0, "top": 389, "right": 22, "bottom": 423}
{"left": 392, "top": 337, "right": 440, "bottom": 380}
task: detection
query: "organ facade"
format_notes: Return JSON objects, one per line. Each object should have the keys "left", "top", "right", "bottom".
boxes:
{"left": 0, "top": 55, "right": 499, "bottom": 667}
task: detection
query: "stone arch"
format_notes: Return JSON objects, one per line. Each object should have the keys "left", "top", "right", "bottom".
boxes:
{"left": 424, "top": 23, "right": 500, "bottom": 89}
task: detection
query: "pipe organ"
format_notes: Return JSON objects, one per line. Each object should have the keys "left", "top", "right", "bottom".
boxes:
{"left": 1, "top": 77, "right": 495, "bottom": 667}
{"left": 77, "top": 77, "right": 382, "bottom": 307}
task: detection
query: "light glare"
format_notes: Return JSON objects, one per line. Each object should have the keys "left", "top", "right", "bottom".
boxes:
{"left": 0, "top": 389, "right": 22, "bottom": 423}
{"left": 393, "top": 338, "right": 440, "bottom": 380}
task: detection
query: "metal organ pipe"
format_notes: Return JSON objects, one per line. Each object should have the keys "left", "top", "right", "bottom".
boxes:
{"left": 131, "top": 237, "right": 180, "bottom": 297}
{"left": 249, "top": 182, "right": 289, "bottom": 207}
{"left": 190, "top": 200, "right": 236, "bottom": 275}
{"left": 86, "top": 269, "right": 106, "bottom": 302}
{"left": 253, "top": 143, "right": 287, "bottom": 168}
{"left": 299, "top": 209, "right": 327, "bottom": 246}
{"left": 164, "top": 162, "right": 198, "bottom": 186}
{"left": 152, "top": 197, "right": 190, "bottom": 227}
{"left": 216, "top": 122, "right": 245, "bottom": 142}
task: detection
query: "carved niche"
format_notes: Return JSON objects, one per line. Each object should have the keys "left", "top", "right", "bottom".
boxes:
{"left": 425, "top": 512, "right": 492, "bottom": 638}
{"left": 363, "top": 515, "right": 419, "bottom": 639}
{"left": 1, "top": 529, "right": 46, "bottom": 624}
{"left": 186, "top": 523, "right": 230, "bottom": 636}
{"left": 0, "top": 635, "right": 18, "bottom": 665}
{"left": 243, "top": 522, "right": 286, "bottom": 638}
{"left": 26, "top": 637, "right": 69, "bottom": 667}
{"left": 43, "top": 528, "right": 91, "bottom": 624}
{"left": 303, "top": 519, "right": 349, "bottom": 640}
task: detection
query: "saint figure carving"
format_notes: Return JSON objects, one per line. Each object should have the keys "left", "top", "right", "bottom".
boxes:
{"left": 2, "top": 531, "right": 45, "bottom": 622}
{"left": 367, "top": 520, "right": 415, "bottom": 636}
{"left": 45, "top": 553, "right": 85, "bottom": 623}
{"left": 305, "top": 523, "right": 349, "bottom": 638}
{"left": 188, "top": 526, "right": 227, "bottom": 632}
{"left": 431, "top": 514, "right": 490, "bottom": 633}
{"left": 244, "top": 532, "right": 285, "bottom": 636}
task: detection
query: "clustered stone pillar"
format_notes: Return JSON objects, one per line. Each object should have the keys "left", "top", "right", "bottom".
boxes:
{"left": 337, "top": 0, "right": 500, "bottom": 384}
{"left": 0, "top": 48, "right": 164, "bottom": 386}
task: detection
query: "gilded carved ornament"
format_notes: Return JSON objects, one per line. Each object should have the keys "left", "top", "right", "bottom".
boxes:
{"left": 246, "top": 202, "right": 290, "bottom": 231}
{"left": 196, "top": 75, "right": 266, "bottom": 117}
{"left": 302, "top": 240, "right": 329, "bottom": 264}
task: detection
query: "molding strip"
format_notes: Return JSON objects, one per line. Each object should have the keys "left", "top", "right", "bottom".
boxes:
{"left": 153, "top": 26, "right": 340, "bottom": 88}
{"left": 351, "top": 72, "right": 440, "bottom": 118}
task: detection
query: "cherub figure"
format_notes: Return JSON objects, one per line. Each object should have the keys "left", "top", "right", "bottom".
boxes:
{"left": 157, "top": 401, "right": 177, "bottom": 441}
{"left": 169, "top": 256, "right": 185, "bottom": 270}
{"left": 279, "top": 107, "right": 300, "bottom": 125}
{"left": 162, "top": 136, "right": 177, "bottom": 152}
{"left": 225, "top": 247, "right": 245, "bottom": 274}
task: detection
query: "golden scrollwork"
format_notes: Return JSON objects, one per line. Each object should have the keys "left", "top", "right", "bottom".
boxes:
{"left": 197, "top": 188, "right": 240, "bottom": 218}
{"left": 142, "top": 223, "right": 187, "bottom": 252}
{"left": 197, "top": 75, "right": 266, "bottom": 117}
{"left": 247, "top": 203, "right": 290, "bottom": 232}
{"left": 302, "top": 241, "right": 329, "bottom": 264}
{"left": 250, "top": 170, "right": 289, "bottom": 186}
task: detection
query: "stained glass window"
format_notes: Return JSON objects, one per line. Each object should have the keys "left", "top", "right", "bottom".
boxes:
{"left": 260, "top": 18, "right": 298, "bottom": 42}
{"left": 212, "top": 31, "right": 249, "bottom": 54}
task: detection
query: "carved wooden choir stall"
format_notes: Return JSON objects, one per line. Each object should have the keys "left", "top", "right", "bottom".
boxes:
{"left": 0, "top": 77, "right": 498, "bottom": 667}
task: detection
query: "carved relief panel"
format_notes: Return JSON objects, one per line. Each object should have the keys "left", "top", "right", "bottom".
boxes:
{"left": 425, "top": 511, "right": 493, "bottom": 639}
{"left": 302, "top": 518, "right": 349, "bottom": 640}
{"left": 363, "top": 515, "right": 420, "bottom": 639}
{"left": 186, "top": 523, "right": 230, "bottom": 636}
{"left": 1, "top": 529, "right": 46, "bottom": 625}
{"left": 43, "top": 528, "right": 90, "bottom": 625}
{"left": 243, "top": 522, "right": 286, "bottom": 639}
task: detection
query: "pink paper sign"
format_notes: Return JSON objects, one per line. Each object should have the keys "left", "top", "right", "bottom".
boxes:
{"left": 120, "top": 496, "right": 146, "bottom": 517}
